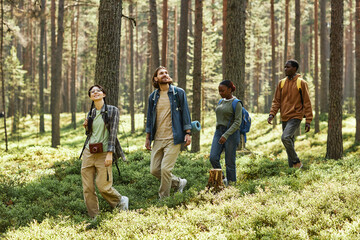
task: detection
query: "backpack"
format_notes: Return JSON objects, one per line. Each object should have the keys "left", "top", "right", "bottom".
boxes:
{"left": 218, "top": 98, "right": 251, "bottom": 142}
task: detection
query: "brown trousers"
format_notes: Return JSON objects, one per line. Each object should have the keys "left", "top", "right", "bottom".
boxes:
{"left": 81, "top": 148, "right": 121, "bottom": 217}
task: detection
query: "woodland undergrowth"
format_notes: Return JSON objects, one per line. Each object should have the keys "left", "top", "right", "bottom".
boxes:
{"left": 0, "top": 113, "right": 359, "bottom": 239}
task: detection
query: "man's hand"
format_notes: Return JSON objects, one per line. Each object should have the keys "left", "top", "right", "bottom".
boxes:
{"left": 105, "top": 152, "right": 113, "bottom": 167}
{"left": 267, "top": 114, "right": 274, "bottom": 124}
{"left": 305, "top": 123, "right": 310, "bottom": 133}
{"left": 83, "top": 119, "right": 88, "bottom": 128}
{"left": 145, "top": 138, "right": 151, "bottom": 151}
{"left": 184, "top": 134, "right": 191, "bottom": 147}
{"left": 218, "top": 136, "right": 226, "bottom": 144}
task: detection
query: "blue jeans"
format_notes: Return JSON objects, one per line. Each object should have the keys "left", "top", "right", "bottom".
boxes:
{"left": 209, "top": 126, "right": 240, "bottom": 182}
{"left": 281, "top": 119, "right": 301, "bottom": 167}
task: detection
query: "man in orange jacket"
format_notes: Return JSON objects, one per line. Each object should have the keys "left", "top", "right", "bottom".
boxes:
{"left": 268, "top": 59, "right": 313, "bottom": 168}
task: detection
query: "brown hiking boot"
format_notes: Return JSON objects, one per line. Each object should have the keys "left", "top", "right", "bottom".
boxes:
{"left": 293, "top": 162, "right": 303, "bottom": 169}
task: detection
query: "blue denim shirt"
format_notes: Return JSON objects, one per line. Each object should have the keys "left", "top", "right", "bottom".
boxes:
{"left": 146, "top": 85, "right": 192, "bottom": 145}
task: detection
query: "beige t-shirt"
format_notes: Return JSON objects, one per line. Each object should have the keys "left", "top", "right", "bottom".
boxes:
{"left": 155, "top": 90, "right": 173, "bottom": 140}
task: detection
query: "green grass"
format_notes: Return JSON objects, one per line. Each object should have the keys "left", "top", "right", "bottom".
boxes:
{"left": 0, "top": 112, "right": 359, "bottom": 239}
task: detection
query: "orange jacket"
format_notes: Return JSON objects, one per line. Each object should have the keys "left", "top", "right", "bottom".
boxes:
{"left": 270, "top": 74, "right": 313, "bottom": 124}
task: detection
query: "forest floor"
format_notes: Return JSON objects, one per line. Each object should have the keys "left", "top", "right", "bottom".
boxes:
{"left": 0, "top": 112, "right": 359, "bottom": 239}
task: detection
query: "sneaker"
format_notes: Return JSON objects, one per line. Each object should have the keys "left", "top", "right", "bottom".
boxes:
{"left": 177, "top": 178, "right": 187, "bottom": 193}
{"left": 117, "top": 196, "right": 129, "bottom": 211}
{"left": 293, "top": 162, "right": 303, "bottom": 169}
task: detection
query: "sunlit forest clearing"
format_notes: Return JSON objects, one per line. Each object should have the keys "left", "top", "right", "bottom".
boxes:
{"left": 1, "top": 113, "right": 359, "bottom": 239}
{"left": 0, "top": 0, "right": 359, "bottom": 238}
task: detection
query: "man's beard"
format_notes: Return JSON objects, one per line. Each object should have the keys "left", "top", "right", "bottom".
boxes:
{"left": 159, "top": 77, "right": 173, "bottom": 84}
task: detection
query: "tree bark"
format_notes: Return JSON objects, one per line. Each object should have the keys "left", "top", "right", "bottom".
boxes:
{"left": 294, "top": 0, "right": 301, "bottom": 136}
{"left": 222, "top": 0, "right": 227, "bottom": 71}
{"left": 0, "top": 0, "right": 8, "bottom": 150}
{"left": 191, "top": 0, "right": 202, "bottom": 153}
{"left": 161, "top": 0, "right": 168, "bottom": 66}
{"left": 344, "top": 0, "right": 355, "bottom": 113}
{"left": 271, "top": 0, "right": 277, "bottom": 128}
{"left": 71, "top": 3, "right": 80, "bottom": 129}
{"left": 356, "top": 0, "right": 360, "bottom": 142}
{"left": 95, "top": 0, "right": 122, "bottom": 107}
{"left": 284, "top": 0, "right": 289, "bottom": 63}
{"left": 207, "top": 169, "right": 224, "bottom": 192}
{"left": 320, "top": 0, "right": 329, "bottom": 113}
{"left": 294, "top": 0, "right": 300, "bottom": 62}
{"left": 326, "top": 0, "right": 343, "bottom": 160}
{"left": 223, "top": 0, "right": 247, "bottom": 102}
{"left": 173, "top": 6, "right": 177, "bottom": 83}
{"left": 149, "top": 0, "right": 160, "bottom": 72}
{"left": 129, "top": 1, "right": 135, "bottom": 133}
{"left": 51, "top": 0, "right": 65, "bottom": 148}
{"left": 177, "top": 0, "right": 189, "bottom": 91}
{"left": 314, "top": 0, "right": 320, "bottom": 133}
{"left": 39, "top": 0, "right": 46, "bottom": 133}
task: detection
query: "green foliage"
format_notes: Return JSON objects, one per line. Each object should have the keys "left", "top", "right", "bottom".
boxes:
{"left": 0, "top": 112, "right": 359, "bottom": 238}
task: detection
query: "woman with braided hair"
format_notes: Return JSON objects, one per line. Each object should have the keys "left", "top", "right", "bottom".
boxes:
{"left": 81, "top": 84, "right": 128, "bottom": 218}
{"left": 209, "top": 80, "right": 242, "bottom": 185}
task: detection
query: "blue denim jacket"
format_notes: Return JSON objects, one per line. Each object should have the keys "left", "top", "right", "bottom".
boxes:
{"left": 146, "top": 85, "right": 192, "bottom": 145}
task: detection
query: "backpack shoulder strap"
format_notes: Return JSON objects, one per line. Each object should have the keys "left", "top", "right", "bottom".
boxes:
{"left": 297, "top": 78, "right": 302, "bottom": 90}
{"left": 231, "top": 98, "right": 240, "bottom": 113}
{"left": 218, "top": 99, "right": 223, "bottom": 105}
{"left": 280, "top": 78, "right": 286, "bottom": 89}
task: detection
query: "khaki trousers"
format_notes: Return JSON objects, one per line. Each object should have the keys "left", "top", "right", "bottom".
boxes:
{"left": 150, "top": 139, "right": 181, "bottom": 198}
{"left": 81, "top": 148, "right": 121, "bottom": 218}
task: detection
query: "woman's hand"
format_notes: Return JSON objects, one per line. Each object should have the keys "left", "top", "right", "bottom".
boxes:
{"left": 218, "top": 136, "right": 226, "bottom": 144}
{"left": 105, "top": 152, "right": 113, "bottom": 167}
{"left": 83, "top": 119, "right": 88, "bottom": 128}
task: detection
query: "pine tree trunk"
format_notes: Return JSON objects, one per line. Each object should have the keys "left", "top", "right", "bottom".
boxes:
{"left": 320, "top": 0, "right": 329, "bottom": 114}
{"left": 144, "top": 18, "right": 151, "bottom": 130}
{"left": 95, "top": 0, "right": 122, "bottom": 107}
{"left": 355, "top": 0, "right": 360, "bottom": 142}
{"left": 39, "top": 0, "right": 46, "bottom": 133}
{"left": 223, "top": 0, "right": 247, "bottom": 102}
{"left": 45, "top": 18, "right": 49, "bottom": 114}
{"left": 0, "top": 0, "right": 7, "bottom": 150}
{"left": 326, "top": 0, "right": 343, "bottom": 160}
{"left": 149, "top": 0, "right": 160, "bottom": 72}
{"left": 70, "top": 3, "right": 79, "bottom": 130}
{"left": 161, "top": 0, "right": 168, "bottom": 66}
{"left": 129, "top": 2, "right": 135, "bottom": 134}
{"left": 191, "top": 0, "right": 202, "bottom": 153}
{"left": 51, "top": 0, "right": 65, "bottom": 148}
{"left": 222, "top": 0, "right": 227, "bottom": 71}
{"left": 294, "top": 0, "right": 301, "bottom": 136}
{"left": 271, "top": 0, "right": 276, "bottom": 127}
{"left": 294, "top": 0, "right": 300, "bottom": 62}
{"left": 177, "top": 0, "right": 189, "bottom": 91}
{"left": 344, "top": 0, "right": 355, "bottom": 113}
{"left": 173, "top": 7, "right": 177, "bottom": 83}
{"left": 284, "top": 0, "right": 289, "bottom": 62}
{"left": 314, "top": 0, "right": 320, "bottom": 133}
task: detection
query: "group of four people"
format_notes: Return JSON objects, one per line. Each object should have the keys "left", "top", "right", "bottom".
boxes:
{"left": 81, "top": 59, "right": 313, "bottom": 218}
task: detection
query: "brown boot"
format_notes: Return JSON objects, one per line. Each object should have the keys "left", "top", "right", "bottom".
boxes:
{"left": 293, "top": 162, "right": 303, "bottom": 169}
